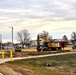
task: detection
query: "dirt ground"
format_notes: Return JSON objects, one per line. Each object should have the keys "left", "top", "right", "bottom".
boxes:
{"left": 0, "top": 45, "right": 76, "bottom": 58}
{"left": 0, "top": 46, "right": 76, "bottom": 75}
{"left": 0, "top": 63, "right": 37, "bottom": 75}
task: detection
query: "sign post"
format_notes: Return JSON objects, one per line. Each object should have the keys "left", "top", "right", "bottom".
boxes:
{"left": 0, "top": 34, "right": 2, "bottom": 50}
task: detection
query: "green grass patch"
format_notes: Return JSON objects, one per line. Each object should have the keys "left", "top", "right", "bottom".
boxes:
{"left": 7, "top": 53, "right": 76, "bottom": 75}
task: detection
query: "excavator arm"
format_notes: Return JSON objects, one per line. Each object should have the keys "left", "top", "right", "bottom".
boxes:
{"left": 37, "top": 34, "right": 50, "bottom": 51}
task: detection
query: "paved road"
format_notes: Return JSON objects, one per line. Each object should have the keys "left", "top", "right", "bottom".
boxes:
{"left": 0, "top": 52, "right": 76, "bottom": 64}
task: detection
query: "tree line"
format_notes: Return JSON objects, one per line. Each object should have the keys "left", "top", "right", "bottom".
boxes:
{"left": 16, "top": 29, "right": 76, "bottom": 48}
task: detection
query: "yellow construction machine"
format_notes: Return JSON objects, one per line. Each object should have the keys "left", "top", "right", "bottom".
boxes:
{"left": 37, "top": 34, "right": 61, "bottom": 52}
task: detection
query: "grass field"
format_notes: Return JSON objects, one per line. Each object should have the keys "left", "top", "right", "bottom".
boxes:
{"left": 7, "top": 53, "right": 76, "bottom": 75}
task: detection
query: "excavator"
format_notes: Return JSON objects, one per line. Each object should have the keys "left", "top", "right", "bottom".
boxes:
{"left": 37, "top": 34, "right": 67, "bottom": 52}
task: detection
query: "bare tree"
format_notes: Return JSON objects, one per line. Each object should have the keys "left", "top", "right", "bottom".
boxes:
{"left": 17, "top": 29, "right": 30, "bottom": 48}
{"left": 71, "top": 32, "right": 76, "bottom": 40}
{"left": 62, "top": 35, "right": 68, "bottom": 41}
{"left": 71, "top": 32, "right": 76, "bottom": 44}
{"left": 40, "top": 31, "right": 49, "bottom": 37}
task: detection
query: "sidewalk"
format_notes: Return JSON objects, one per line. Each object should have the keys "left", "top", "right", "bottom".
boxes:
{"left": 0, "top": 52, "right": 76, "bottom": 64}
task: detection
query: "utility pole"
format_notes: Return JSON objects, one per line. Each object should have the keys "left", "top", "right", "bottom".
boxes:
{"left": 9, "top": 27, "right": 14, "bottom": 52}
{"left": 12, "top": 27, "right": 13, "bottom": 45}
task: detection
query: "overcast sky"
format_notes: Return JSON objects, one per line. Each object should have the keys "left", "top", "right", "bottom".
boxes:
{"left": 0, "top": 0, "right": 76, "bottom": 43}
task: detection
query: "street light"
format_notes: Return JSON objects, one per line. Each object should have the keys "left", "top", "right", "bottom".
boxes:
{"left": 9, "top": 27, "right": 14, "bottom": 51}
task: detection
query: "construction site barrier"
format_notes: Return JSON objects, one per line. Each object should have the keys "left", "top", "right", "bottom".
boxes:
{"left": 10, "top": 50, "right": 12, "bottom": 61}
{"left": 0, "top": 50, "right": 12, "bottom": 61}
{"left": 2, "top": 50, "right": 4, "bottom": 58}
